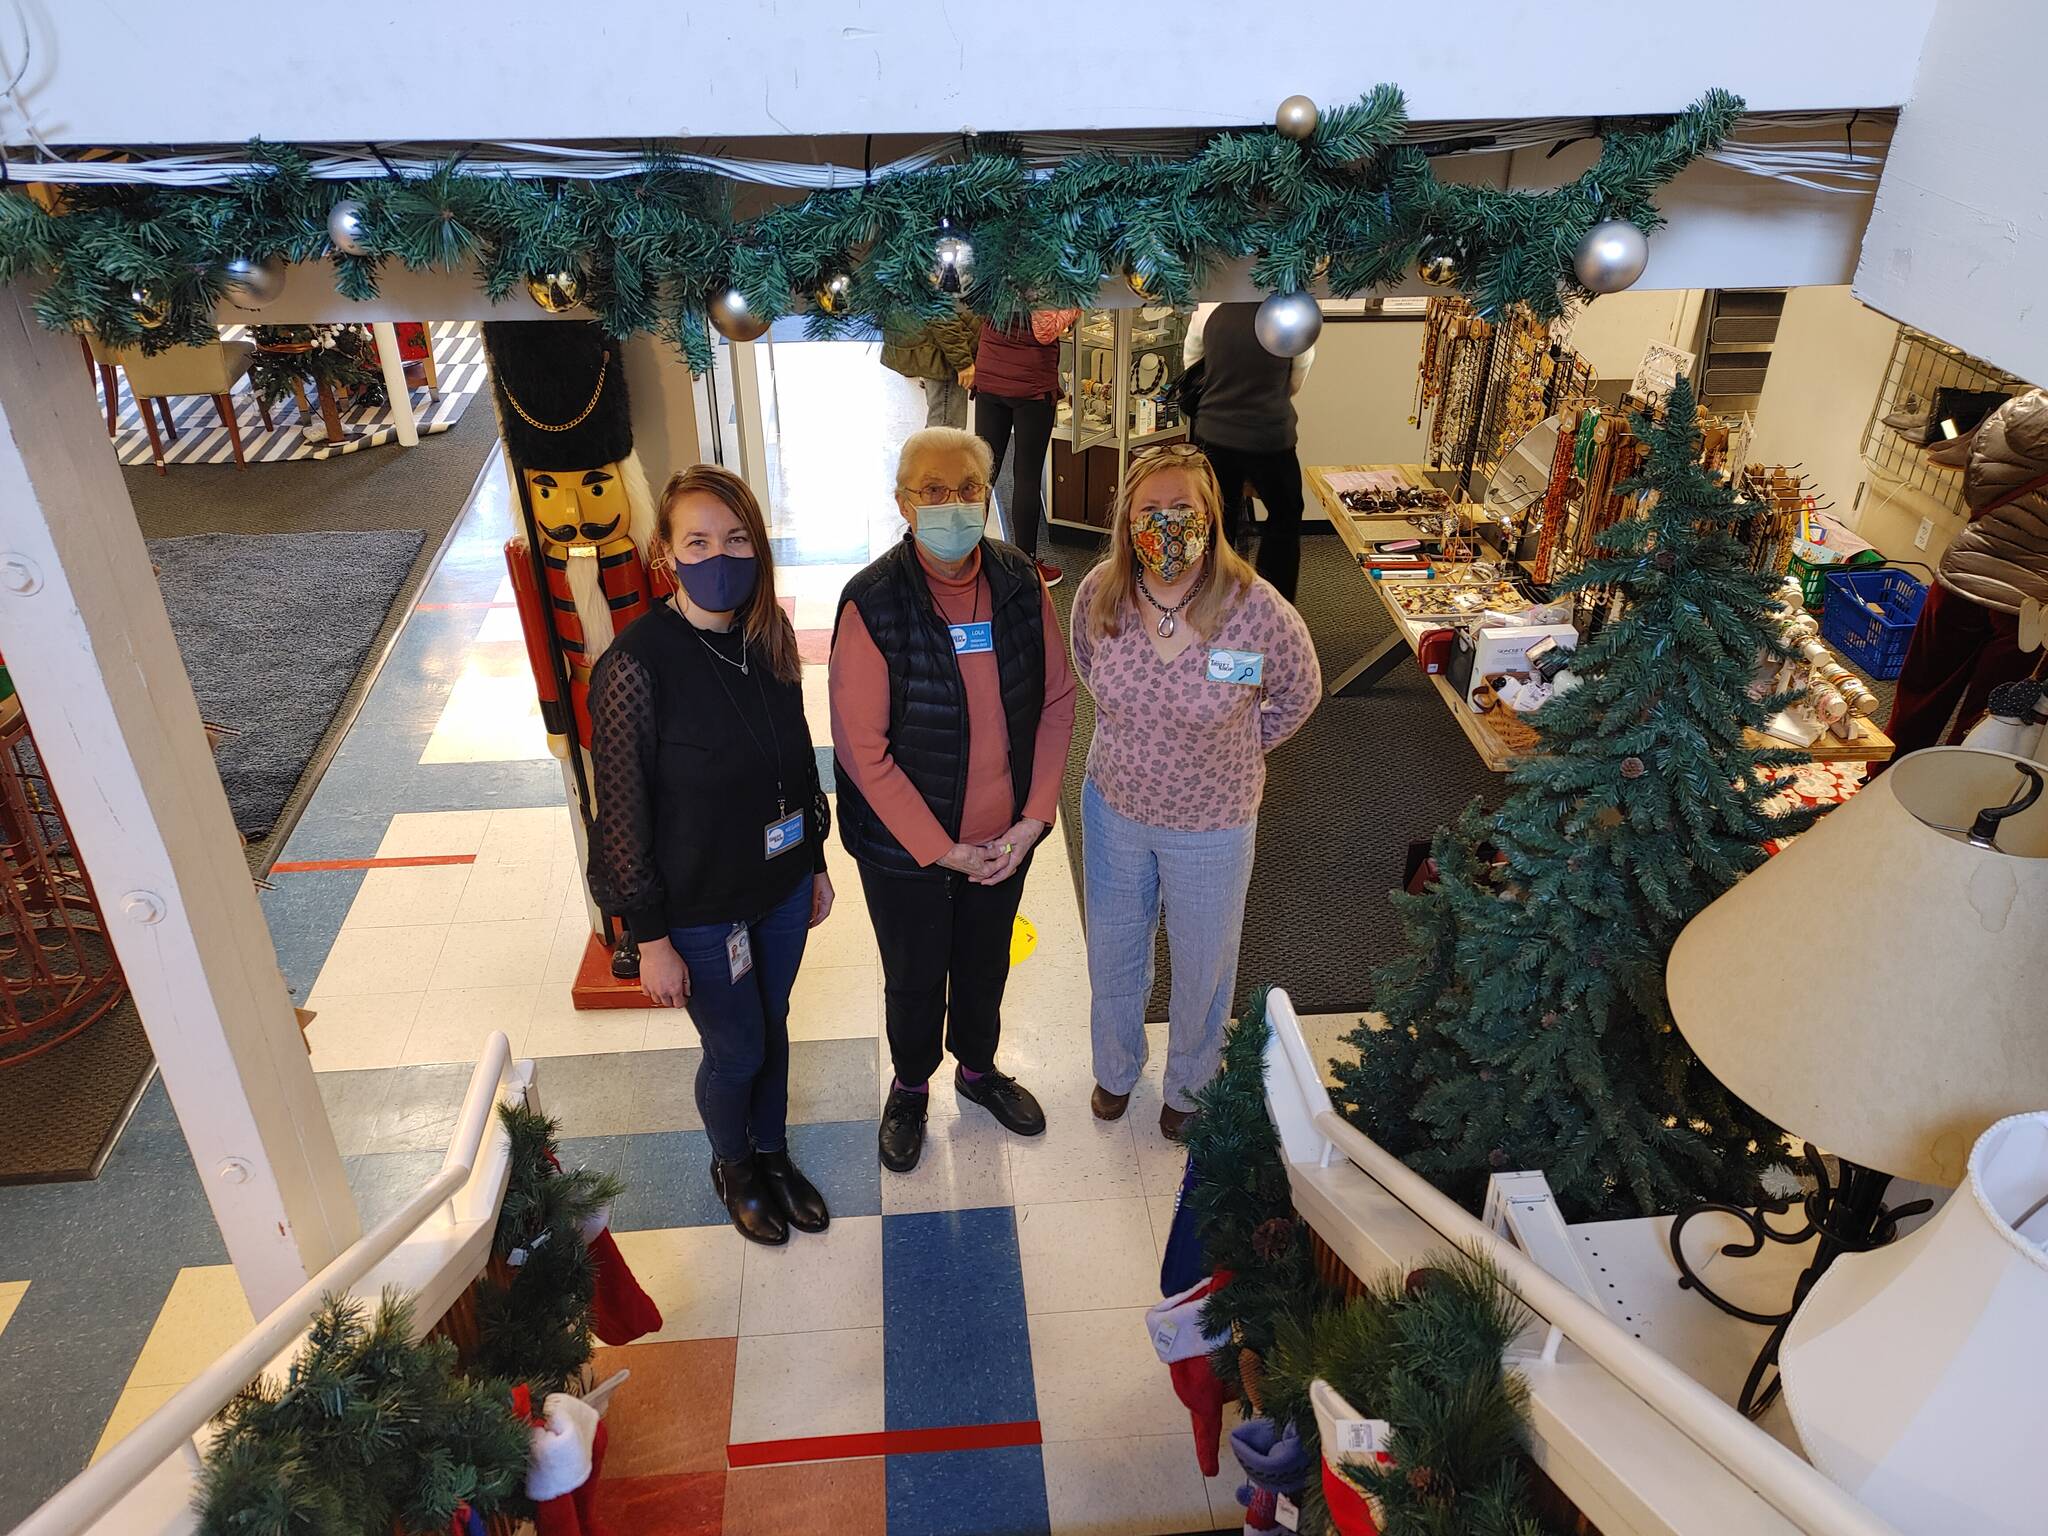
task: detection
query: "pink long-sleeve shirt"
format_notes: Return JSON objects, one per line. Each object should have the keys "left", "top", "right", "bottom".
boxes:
{"left": 1070, "top": 567, "right": 1319, "bottom": 831}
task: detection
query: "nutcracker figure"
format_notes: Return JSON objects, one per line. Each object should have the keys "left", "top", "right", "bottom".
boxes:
{"left": 483, "top": 321, "right": 660, "bottom": 981}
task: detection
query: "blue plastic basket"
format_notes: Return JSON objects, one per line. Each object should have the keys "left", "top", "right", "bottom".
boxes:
{"left": 1820, "top": 564, "right": 1930, "bottom": 681}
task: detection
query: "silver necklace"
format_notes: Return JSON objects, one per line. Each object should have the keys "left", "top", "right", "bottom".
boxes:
{"left": 672, "top": 594, "right": 749, "bottom": 675}
{"left": 1138, "top": 566, "right": 1208, "bottom": 638}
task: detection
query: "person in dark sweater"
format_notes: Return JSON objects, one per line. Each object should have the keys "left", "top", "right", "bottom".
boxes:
{"left": 588, "top": 464, "right": 835, "bottom": 1247}
{"left": 972, "top": 308, "right": 1080, "bottom": 587}
{"left": 1185, "top": 301, "right": 1317, "bottom": 601}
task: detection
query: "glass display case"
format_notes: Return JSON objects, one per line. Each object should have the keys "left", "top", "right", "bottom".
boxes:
{"left": 1048, "top": 304, "right": 1193, "bottom": 531}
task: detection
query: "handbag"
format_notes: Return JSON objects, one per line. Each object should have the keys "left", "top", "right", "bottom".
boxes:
{"left": 1922, "top": 387, "right": 2012, "bottom": 446}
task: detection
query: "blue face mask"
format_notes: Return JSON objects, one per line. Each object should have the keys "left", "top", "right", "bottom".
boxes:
{"left": 675, "top": 552, "right": 759, "bottom": 613}
{"left": 912, "top": 501, "right": 987, "bottom": 564}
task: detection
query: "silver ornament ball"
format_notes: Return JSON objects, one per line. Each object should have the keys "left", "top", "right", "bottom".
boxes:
{"left": 1254, "top": 290, "right": 1323, "bottom": 358}
{"left": 1275, "top": 94, "right": 1320, "bottom": 141}
{"left": 1574, "top": 218, "right": 1649, "bottom": 294}
{"left": 708, "top": 288, "right": 769, "bottom": 343}
{"left": 932, "top": 233, "right": 975, "bottom": 295}
{"left": 221, "top": 255, "right": 287, "bottom": 311}
{"left": 327, "top": 199, "right": 372, "bottom": 257}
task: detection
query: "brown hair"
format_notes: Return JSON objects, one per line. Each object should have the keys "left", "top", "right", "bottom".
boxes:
{"left": 1084, "top": 444, "right": 1256, "bottom": 643}
{"left": 651, "top": 464, "right": 801, "bottom": 685}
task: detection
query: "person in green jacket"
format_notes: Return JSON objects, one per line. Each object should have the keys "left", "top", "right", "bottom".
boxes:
{"left": 882, "top": 307, "right": 982, "bottom": 429}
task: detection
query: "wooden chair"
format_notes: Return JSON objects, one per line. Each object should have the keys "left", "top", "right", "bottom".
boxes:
{"left": 87, "top": 336, "right": 271, "bottom": 472}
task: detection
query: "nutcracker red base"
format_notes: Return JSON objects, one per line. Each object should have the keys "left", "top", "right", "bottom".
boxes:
{"left": 572, "top": 932, "right": 661, "bottom": 1010}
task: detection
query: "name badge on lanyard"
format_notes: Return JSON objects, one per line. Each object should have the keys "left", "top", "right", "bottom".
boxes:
{"left": 726, "top": 923, "right": 753, "bottom": 983}
{"left": 950, "top": 621, "right": 994, "bottom": 655}
{"left": 764, "top": 809, "right": 805, "bottom": 859}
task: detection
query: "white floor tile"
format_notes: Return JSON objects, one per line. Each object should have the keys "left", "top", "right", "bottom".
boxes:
{"left": 1043, "top": 1433, "right": 1215, "bottom": 1536}
{"left": 478, "top": 806, "right": 575, "bottom": 866}
{"left": 545, "top": 907, "right": 598, "bottom": 986}
{"left": 882, "top": 1110, "right": 1013, "bottom": 1216}
{"left": 420, "top": 663, "right": 550, "bottom": 763}
{"left": 428, "top": 919, "right": 554, "bottom": 990}
{"left": 1006, "top": 1107, "right": 1144, "bottom": 1206}
{"left": 1146, "top": 1193, "right": 1181, "bottom": 1274}
{"left": 343, "top": 864, "right": 472, "bottom": 929}
{"left": 728, "top": 1326, "right": 885, "bottom": 1444}
{"left": 305, "top": 992, "right": 424, "bottom": 1073}
{"left": 1204, "top": 1406, "right": 1251, "bottom": 1530}
{"left": 786, "top": 961, "right": 880, "bottom": 1041}
{"left": 611, "top": 1226, "right": 744, "bottom": 1342}
{"left": 525, "top": 992, "right": 649, "bottom": 1057}
{"left": 401, "top": 985, "right": 539, "bottom": 1065}
{"left": 1017, "top": 1197, "right": 1161, "bottom": 1315}
{"left": 1029, "top": 1306, "right": 1191, "bottom": 1444}
{"left": 738, "top": 1214, "right": 883, "bottom": 1336}
{"left": 311, "top": 924, "right": 448, "bottom": 999}
{"left": 452, "top": 860, "right": 566, "bottom": 926}
{"left": 375, "top": 810, "right": 494, "bottom": 859}
{"left": 801, "top": 896, "right": 881, "bottom": 970}
{"left": 641, "top": 1005, "right": 702, "bottom": 1052}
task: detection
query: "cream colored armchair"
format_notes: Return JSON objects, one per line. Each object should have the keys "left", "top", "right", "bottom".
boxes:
{"left": 88, "top": 335, "right": 270, "bottom": 472}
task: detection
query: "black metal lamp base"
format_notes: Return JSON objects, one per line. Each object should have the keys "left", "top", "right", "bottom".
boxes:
{"left": 1669, "top": 1149, "right": 1931, "bottom": 1419}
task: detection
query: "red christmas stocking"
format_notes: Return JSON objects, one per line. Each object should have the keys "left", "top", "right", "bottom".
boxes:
{"left": 587, "top": 1227, "right": 661, "bottom": 1345}
{"left": 533, "top": 1419, "right": 611, "bottom": 1536}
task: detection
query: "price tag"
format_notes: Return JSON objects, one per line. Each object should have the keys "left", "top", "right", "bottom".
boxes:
{"left": 1275, "top": 1493, "right": 1300, "bottom": 1532}
{"left": 950, "top": 621, "right": 994, "bottom": 654}
{"left": 764, "top": 810, "right": 804, "bottom": 859}
{"left": 1334, "top": 1417, "right": 1393, "bottom": 1457}
{"left": 1206, "top": 648, "right": 1265, "bottom": 685}
{"left": 726, "top": 924, "right": 753, "bottom": 984}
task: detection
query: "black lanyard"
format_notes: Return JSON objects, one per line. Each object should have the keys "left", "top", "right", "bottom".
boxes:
{"left": 693, "top": 627, "right": 787, "bottom": 817}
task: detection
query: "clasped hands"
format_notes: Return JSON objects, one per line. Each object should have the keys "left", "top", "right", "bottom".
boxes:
{"left": 937, "top": 817, "right": 1046, "bottom": 885}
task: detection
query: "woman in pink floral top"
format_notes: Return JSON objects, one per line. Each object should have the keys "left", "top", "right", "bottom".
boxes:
{"left": 1071, "top": 444, "right": 1319, "bottom": 1138}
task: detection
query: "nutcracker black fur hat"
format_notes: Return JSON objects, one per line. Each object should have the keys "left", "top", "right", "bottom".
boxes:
{"left": 482, "top": 320, "right": 634, "bottom": 470}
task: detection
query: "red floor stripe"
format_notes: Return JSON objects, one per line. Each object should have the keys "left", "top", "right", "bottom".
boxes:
{"left": 271, "top": 853, "right": 479, "bottom": 873}
{"left": 724, "top": 1419, "right": 1041, "bottom": 1468}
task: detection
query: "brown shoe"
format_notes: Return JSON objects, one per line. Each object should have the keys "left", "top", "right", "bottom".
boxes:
{"left": 1091, "top": 1084, "right": 1130, "bottom": 1121}
{"left": 1159, "top": 1104, "right": 1196, "bottom": 1142}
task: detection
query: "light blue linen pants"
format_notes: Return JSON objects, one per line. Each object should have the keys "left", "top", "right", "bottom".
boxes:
{"left": 1083, "top": 778, "right": 1257, "bottom": 1112}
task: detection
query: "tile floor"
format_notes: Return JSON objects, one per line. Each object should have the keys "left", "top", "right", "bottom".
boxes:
{"left": 0, "top": 343, "right": 1365, "bottom": 1532}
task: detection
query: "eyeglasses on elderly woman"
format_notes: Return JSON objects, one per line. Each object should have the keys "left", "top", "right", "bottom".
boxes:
{"left": 901, "top": 477, "right": 991, "bottom": 506}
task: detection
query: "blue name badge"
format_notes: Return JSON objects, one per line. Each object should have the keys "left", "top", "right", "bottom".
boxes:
{"left": 764, "top": 810, "right": 805, "bottom": 859}
{"left": 950, "top": 621, "right": 995, "bottom": 655}
{"left": 1207, "top": 648, "right": 1265, "bottom": 686}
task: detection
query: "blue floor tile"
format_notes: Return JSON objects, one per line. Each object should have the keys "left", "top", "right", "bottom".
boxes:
{"left": 346, "top": 1149, "right": 447, "bottom": 1227}
{"left": 884, "top": 1207, "right": 1036, "bottom": 1430}
{"left": 786, "top": 1119, "right": 880, "bottom": 1219}
{"left": 0, "top": 1383, "right": 132, "bottom": 1530}
{"left": 561, "top": 1129, "right": 727, "bottom": 1232}
{"left": 886, "top": 1445, "right": 1050, "bottom": 1536}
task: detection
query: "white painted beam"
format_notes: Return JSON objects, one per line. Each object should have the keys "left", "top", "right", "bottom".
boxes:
{"left": 369, "top": 321, "right": 420, "bottom": 447}
{"left": 0, "top": 289, "right": 359, "bottom": 1315}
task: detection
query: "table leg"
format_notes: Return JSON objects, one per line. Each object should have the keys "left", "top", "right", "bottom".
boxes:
{"left": 1326, "top": 632, "right": 1410, "bottom": 698}
{"left": 318, "top": 385, "right": 343, "bottom": 444}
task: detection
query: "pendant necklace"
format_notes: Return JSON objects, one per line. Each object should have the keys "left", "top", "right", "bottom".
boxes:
{"left": 1138, "top": 566, "right": 1208, "bottom": 638}
{"left": 672, "top": 592, "right": 749, "bottom": 675}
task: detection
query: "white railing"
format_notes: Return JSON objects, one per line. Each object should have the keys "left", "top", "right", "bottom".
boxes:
{"left": 1261, "top": 990, "right": 1902, "bottom": 1536}
{"left": 15, "top": 1033, "right": 526, "bottom": 1536}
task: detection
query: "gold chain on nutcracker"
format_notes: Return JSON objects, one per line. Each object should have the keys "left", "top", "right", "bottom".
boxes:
{"left": 500, "top": 348, "right": 611, "bottom": 432}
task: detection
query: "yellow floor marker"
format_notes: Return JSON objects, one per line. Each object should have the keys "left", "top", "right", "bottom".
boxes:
{"left": 1010, "top": 914, "right": 1038, "bottom": 966}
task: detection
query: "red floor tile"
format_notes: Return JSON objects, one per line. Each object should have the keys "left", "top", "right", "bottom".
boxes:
{"left": 591, "top": 1337, "right": 736, "bottom": 1479}
{"left": 724, "top": 1457, "right": 886, "bottom": 1536}
{"left": 594, "top": 1470, "right": 725, "bottom": 1535}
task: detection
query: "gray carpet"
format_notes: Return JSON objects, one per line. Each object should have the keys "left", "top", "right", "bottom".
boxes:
{"left": 124, "top": 402, "right": 498, "bottom": 866}
{"left": 148, "top": 529, "right": 425, "bottom": 841}
{"left": 1042, "top": 529, "right": 1505, "bottom": 1019}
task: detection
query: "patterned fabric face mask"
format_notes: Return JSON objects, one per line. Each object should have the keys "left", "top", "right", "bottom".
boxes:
{"left": 1131, "top": 505, "right": 1210, "bottom": 583}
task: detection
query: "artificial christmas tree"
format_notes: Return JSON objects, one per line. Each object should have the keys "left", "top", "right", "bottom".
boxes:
{"left": 1334, "top": 380, "right": 1821, "bottom": 1220}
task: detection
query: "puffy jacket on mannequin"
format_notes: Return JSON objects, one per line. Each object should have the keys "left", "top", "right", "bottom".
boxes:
{"left": 1940, "top": 388, "right": 2048, "bottom": 615}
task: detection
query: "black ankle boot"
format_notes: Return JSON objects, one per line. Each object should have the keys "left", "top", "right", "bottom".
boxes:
{"left": 711, "top": 1155, "right": 788, "bottom": 1245}
{"left": 756, "top": 1149, "right": 830, "bottom": 1233}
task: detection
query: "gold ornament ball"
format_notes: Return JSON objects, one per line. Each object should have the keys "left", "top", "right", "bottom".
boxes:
{"left": 1126, "top": 268, "right": 1160, "bottom": 300}
{"left": 1275, "top": 94, "right": 1320, "bottom": 141}
{"left": 131, "top": 283, "right": 170, "bottom": 330}
{"left": 708, "top": 287, "right": 770, "bottom": 343}
{"left": 525, "top": 270, "right": 582, "bottom": 314}
{"left": 1418, "top": 243, "right": 1461, "bottom": 287}
{"left": 818, "top": 272, "right": 853, "bottom": 314}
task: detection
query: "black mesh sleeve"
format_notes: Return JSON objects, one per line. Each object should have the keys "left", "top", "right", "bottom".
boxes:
{"left": 587, "top": 648, "right": 670, "bottom": 943}
{"left": 808, "top": 743, "right": 831, "bottom": 875}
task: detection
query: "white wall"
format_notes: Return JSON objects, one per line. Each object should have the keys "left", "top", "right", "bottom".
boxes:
{"left": 5, "top": 2, "right": 1935, "bottom": 144}
{"left": 1855, "top": 0, "right": 2048, "bottom": 386}
{"left": 1565, "top": 289, "right": 1696, "bottom": 380}
{"left": 1294, "top": 321, "right": 1431, "bottom": 493}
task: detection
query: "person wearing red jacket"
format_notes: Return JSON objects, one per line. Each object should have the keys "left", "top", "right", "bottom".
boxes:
{"left": 972, "top": 308, "right": 1081, "bottom": 588}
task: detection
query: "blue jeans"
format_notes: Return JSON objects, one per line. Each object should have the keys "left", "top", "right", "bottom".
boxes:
{"left": 1082, "top": 779, "right": 1256, "bottom": 1112}
{"left": 669, "top": 874, "right": 813, "bottom": 1162}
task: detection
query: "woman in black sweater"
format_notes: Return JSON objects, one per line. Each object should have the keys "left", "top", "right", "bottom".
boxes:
{"left": 588, "top": 464, "right": 834, "bottom": 1246}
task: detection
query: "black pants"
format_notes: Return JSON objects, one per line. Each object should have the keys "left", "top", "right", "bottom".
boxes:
{"left": 1198, "top": 437, "right": 1306, "bottom": 601}
{"left": 860, "top": 859, "right": 1031, "bottom": 1086}
{"left": 975, "top": 393, "right": 1055, "bottom": 557}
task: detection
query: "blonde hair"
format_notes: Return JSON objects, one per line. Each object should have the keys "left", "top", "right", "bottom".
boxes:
{"left": 650, "top": 464, "right": 802, "bottom": 685}
{"left": 1085, "top": 446, "right": 1255, "bottom": 642}
{"left": 896, "top": 427, "right": 995, "bottom": 494}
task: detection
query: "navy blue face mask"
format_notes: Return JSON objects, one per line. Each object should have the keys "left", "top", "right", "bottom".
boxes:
{"left": 675, "top": 553, "right": 759, "bottom": 613}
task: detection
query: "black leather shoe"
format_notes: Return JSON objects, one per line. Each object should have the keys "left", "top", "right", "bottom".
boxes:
{"left": 756, "top": 1148, "right": 830, "bottom": 1233}
{"left": 879, "top": 1084, "right": 929, "bottom": 1173}
{"left": 955, "top": 1066, "right": 1046, "bottom": 1137}
{"left": 711, "top": 1155, "right": 788, "bottom": 1246}
{"left": 610, "top": 932, "right": 640, "bottom": 979}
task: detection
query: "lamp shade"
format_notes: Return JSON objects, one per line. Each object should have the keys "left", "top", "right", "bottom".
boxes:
{"left": 1666, "top": 747, "right": 2048, "bottom": 1186}
{"left": 1779, "top": 1112, "right": 2048, "bottom": 1534}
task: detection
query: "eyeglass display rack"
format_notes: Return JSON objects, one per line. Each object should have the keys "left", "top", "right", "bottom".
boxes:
{"left": 1047, "top": 305, "right": 1193, "bottom": 533}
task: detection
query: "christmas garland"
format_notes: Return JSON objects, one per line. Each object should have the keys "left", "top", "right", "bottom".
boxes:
{"left": 1184, "top": 994, "right": 1555, "bottom": 1536}
{"left": 197, "top": 1288, "right": 529, "bottom": 1535}
{"left": 473, "top": 1103, "right": 624, "bottom": 1398}
{"left": 0, "top": 87, "right": 1742, "bottom": 370}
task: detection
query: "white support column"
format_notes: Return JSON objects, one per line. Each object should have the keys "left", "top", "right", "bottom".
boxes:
{"left": 728, "top": 338, "right": 773, "bottom": 514}
{"left": 0, "top": 291, "right": 359, "bottom": 1314}
{"left": 370, "top": 320, "right": 420, "bottom": 447}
